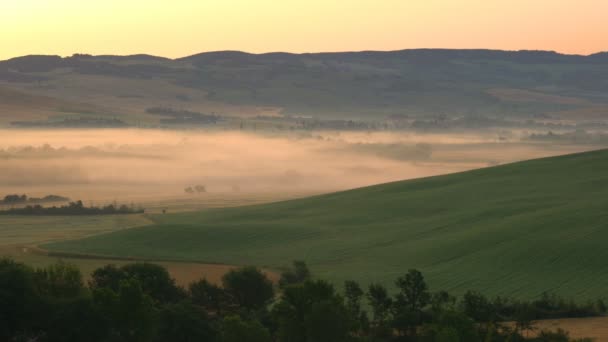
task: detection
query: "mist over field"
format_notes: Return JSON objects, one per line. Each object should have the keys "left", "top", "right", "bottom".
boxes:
{"left": 0, "top": 128, "right": 599, "bottom": 206}
{"left": 4, "top": 3, "right": 608, "bottom": 338}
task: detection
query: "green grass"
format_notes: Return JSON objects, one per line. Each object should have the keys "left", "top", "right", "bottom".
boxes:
{"left": 45, "top": 149, "right": 608, "bottom": 299}
{"left": 0, "top": 214, "right": 152, "bottom": 246}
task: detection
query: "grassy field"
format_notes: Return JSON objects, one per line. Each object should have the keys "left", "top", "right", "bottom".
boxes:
{"left": 44, "top": 149, "right": 608, "bottom": 299}
{"left": 0, "top": 213, "right": 277, "bottom": 285}
{"left": 0, "top": 214, "right": 152, "bottom": 245}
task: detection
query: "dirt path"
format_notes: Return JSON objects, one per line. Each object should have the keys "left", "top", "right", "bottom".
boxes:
{"left": 531, "top": 316, "right": 608, "bottom": 341}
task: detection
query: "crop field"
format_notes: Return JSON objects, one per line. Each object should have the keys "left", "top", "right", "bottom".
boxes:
{"left": 0, "top": 214, "right": 152, "bottom": 245}
{"left": 45, "top": 149, "right": 608, "bottom": 299}
{"left": 0, "top": 212, "right": 278, "bottom": 285}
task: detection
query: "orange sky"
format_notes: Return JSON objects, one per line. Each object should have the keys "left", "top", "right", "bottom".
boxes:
{"left": 2, "top": 0, "right": 607, "bottom": 60}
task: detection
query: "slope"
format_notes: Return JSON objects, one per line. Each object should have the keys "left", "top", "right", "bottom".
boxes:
{"left": 44, "top": 149, "right": 608, "bottom": 298}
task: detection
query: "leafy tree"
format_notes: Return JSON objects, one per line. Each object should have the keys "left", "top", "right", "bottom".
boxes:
{"left": 34, "top": 261, "right": 84, "bottom": 298}
{"left": 344, "top": 280, "right": 368, "bottom": 333}
{"left": 393, "top": 269, "right": 430, "bottom": 336}
{"left": 89, "top": 264, "right": 126, "bottom": 292}
{"left": 155, "top": 300, "right": 217, "bottom": 342}
{"left": 305, "top": 299, "right": 351, "bottom": 342}
{"left": 460, "top": 290, "right": 494, "bottom": 323}
{"left": 122, "top": 263, "right": 185, "bottom": 303}
{"left": 44, "top": 295, "right": 108, "bottom": 342}
{"left": 189, "top": 278, "right": 228, "bottom": 314}
{"left": 421, "top": 310, "right": 480, "bottom": 342}
{"left": 274, "top": 279, "right": 346, "bottom": 342}
{"left": 395, "top": 269, "right": 430, "bottom": 312}
{"left": 220, "top": 315, "right": 271, "bottom": 342}
{"left": 3, "top": 194, "right": 27, "bottom": 203}
{"left": 93, "top": 279, "right": 157, "bottom": 342}
{"left": 279, "top": 260, "right": 311, "bottom": 288}
{"left": 222, "top": 266, "right": 274, "bottom": 311}
{"left": 0, "top": 259, "right": 43, "bottom": 340}
{"left": 367, "top": 283, "right": 393, "bottom": 339}
{"left": 431, "top": 290, "right": 457, "bottom": 314}
{"left": 344, "top": 280, "right": 364, "bottom": 315}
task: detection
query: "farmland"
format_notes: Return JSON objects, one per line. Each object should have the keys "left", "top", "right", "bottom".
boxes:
{"left": 44, "top": 149, "right": 608, "bottom": 299}
{"left": 0, "top": 211, "right": 279, "bottom": 286}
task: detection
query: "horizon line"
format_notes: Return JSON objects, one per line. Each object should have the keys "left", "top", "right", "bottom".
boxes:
{"left": 3, "top": 47, "right": 607, "bottom": 62}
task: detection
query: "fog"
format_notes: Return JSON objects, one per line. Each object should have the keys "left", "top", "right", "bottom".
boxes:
{"left": 0, "top": 129, "right": 600, "bottom": 207}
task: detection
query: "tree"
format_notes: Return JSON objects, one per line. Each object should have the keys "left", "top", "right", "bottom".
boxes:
{"left": 393, "top": 269, "right": 431, "bottom": 336}
{"left": 189, "top": 278, "right": 228, "bottom": 314}
{"left": 305, "top": 299, "right": 351, "bottom": 342}
{"left": 34, "top": 262, "right": 84, "bottom": 298}
{"left": 155, "top": 300, "right": 217, "bottom": 342}
{"left": 222, "top": 266, "right": 274, "bottom": 311}
{"left": 93, "top": 279, "right": 157, "bottom": 342}
{"left": 344, "top": 280, "right": 368, "bottom": 333}
{"left": 514, "top": 304, "right": 536, "bottom": 337}
{"left": 395, "top": 269, "right": 430, "bottom": 312}
{"left": 420, "top": 310, "right": 480, "bottom": 342}
{"left": 121, "top": 263, "right": 184, "bottom": 303}
{"left": 90, "top": 264, "right": 126, "bottom": 292}
{"left": 220, "top": 315, "right": 271, "bottom": 342}
{"left": 0, "top": 259, "right": 43, "bottom": 341}
{"left": 460, "top": 291, "right": 494, "bottom": 323}
{"left": 367, "top": 283, "right": 393, "bottom": 339}
{"left": 273, "top": 279, "right": 350, "bottom": 342}
{"left": 431, "top": 290, "right": 457, "bottom": 314}
{"left": 344, "top": 280, "right": 364, "bottom": 315}
{"left": 3, "top": 194, "right": 27, "bottom": 203}
{"left": 279, "top": 260, "right": 311, "bottom": 288}
{"left": 44, "top": 295, "right": 108, "bottom": 342}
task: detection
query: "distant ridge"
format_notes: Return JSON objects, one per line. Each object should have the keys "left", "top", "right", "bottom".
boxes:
{"left": 2, "top": 48, "right": 608, "bottom": 121}
{"left": 3, "top": 48, "right": 608, "bottom": 65}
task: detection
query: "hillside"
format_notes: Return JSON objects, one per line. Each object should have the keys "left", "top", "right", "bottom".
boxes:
{"left": 45, "top": 149, "right": 608, "bottom": 299}
{"left": 1, "top": 49, "right": 608, "bottom": 124}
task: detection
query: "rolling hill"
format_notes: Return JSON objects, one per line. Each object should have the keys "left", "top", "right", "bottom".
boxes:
{"left": 44, "top": 149, "right": 608, "bottom": 299}
{"left": 1, "top": 49, "right": 608, "bottom": 124}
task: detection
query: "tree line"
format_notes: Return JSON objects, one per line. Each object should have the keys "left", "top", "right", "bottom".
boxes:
{"left": 0, "top": 200, "right": 144, "bottom": 216}
{"left": 0, "top": 258, "right": 597, "bottom": 342}
{"left": 1, "top": 194, "right": 70, "bottom": 205}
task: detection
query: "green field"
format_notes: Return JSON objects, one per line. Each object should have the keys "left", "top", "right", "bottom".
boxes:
{"left": 44, "top": 149, "right": 608, "bottom": 299}
{"left": 0, "top": 214, "right": 152, "bottom": 246}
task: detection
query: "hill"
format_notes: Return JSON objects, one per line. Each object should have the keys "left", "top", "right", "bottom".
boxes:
{"left": 1, "top": 49, "right": 608, "bottom": 124}
{"left": 44, "top": 149, "right": 608, "bottom": 299}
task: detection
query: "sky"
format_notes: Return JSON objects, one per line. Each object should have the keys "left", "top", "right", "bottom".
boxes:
{"left": 2, "top": 0, "right": 607, "bottom": 60}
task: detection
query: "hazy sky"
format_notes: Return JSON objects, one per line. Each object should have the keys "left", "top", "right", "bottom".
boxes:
{"left": 2, "top": 0, "right": 607, "bottom": 60}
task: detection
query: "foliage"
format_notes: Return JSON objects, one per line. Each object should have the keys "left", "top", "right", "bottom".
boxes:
{"left": 0, "top": 200, "right": 144, "bottom": 216}
{"left": 0, "top": 259, "right": 599, "bottom": 342}
{"left": 219, "top": 315, "right": 271, "bottom": 342}
{"left": 222, "top": 266, "right": 274, "bottom": 311}
{"left": 155, "top": 301, "right": 216, "bottom": 342}
{"left": 279, "top": 260, "right": 311, "bottom": 288}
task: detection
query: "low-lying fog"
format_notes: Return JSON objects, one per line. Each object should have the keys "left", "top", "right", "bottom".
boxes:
{"left": 0, "top": 129, "right": 601, "bottom": 208}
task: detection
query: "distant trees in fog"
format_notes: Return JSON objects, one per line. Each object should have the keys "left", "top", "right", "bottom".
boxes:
{"left": 1, "top": 194, "right": 70, "bottom": 205}
{"left": 185, "top": 185, "right": 206, "bottom": 194}
{"left": 0, "top": 200, "right": 143, "bottom": 216}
